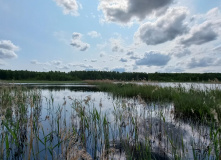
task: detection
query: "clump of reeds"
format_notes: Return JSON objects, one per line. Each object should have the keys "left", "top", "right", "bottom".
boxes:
{"left": 92, "top": 82, "right": 221, "bottom": 123}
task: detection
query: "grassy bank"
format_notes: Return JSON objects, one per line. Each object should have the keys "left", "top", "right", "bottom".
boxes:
{"left": 89, "top": 81, "right": 221, "bottom": 123}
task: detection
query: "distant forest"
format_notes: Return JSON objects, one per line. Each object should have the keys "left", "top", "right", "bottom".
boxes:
{"left": 0, "top": 69, "right": 221, "bottom": 82}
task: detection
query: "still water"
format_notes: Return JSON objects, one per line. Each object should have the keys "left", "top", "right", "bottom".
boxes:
{"left": 116, "top": 81, "right": 221, "bottom": 90}
{"left": 0, "top": 83, "right": 219, "bottom": 159}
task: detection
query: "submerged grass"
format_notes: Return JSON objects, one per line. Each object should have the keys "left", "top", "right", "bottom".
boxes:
{"left": 0, "top": 83, "right": 220, "bottom": 159}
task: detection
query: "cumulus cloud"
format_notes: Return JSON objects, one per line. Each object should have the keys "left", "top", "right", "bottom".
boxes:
{"left": 30, "top": 60, "right": 50, "bottom": 66}
{"left": 213, "top": 45, "right": 221, "bottom": 51}
{"left": 170, "top": 46, "right": 191, "bottom": 57}
{"left": 100, "top": 52, "right": 106, "bottom": 57}
{"left": 130, "top": 55, "right": 140, "bottom": 60}
{"left": 136, "top": 51, "right": 171, "bottom": 66}
{"left": 54, "top": 0, "right": 79, "bottom": 16}
{"left": 110, "top": 37, "right": 124, "bottom": 53}
{"left": 68, "top": 63, "right": 93, "bottom": 69}
{"left": 135, "top": 7, "right": 188, "bottom": 45}
{"left": 187, "top": 57, "right": 221, "bottom": 68}
{"left": 70, "top": 32, "right": 90, "bottom": 51}
{"left": 206, "top": 7, "right": 221, "bottom": 21}
{"left": 51, "top": 60, "right": 62, "bottom": 66}
{"left": 88, "top": 31, "right": 101, "bottom": 38}
{"left": 180, "top": 8, "right": 221, "bottom": 47}
{"left": 180, "top": 22, "right": 219, "bottom": 46}
{"left": 56, "top": 65, "right": 70, "bottom": 70}
{"left": 98, "top": 0, "right": 173, "bottom": 24}
{"left": 127, "top": 51, "right": 134, "bottom": 55}
{"left": 120, "top": 58, "right": 128, "bottom": 62}
{"left": 91, "top": 59, "right": 97, "bottom": 62}
{"left": 0, "top": 40, "right": 19, "bottom": 59}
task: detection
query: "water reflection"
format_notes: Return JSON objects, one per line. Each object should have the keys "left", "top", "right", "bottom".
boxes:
{"left": 0, "top": 84, "right": 219, "bottom": 159}
{"left": 117, "top": 81, "right": 221, "bottom": 90}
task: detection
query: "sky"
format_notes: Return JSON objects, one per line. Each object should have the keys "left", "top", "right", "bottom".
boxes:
{"left": 0, "top": 0, "right": 221, "bottom": 73}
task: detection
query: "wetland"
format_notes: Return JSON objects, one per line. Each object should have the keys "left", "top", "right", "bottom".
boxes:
{"left": 0, "top": 82, "right": 220, "bottom": 159}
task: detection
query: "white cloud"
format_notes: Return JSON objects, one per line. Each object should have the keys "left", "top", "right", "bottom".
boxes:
{"left": 88, "top": 31, "right": 101, "bottom": 38}
{"left": 213, "top": 45, "right": 221, "bottom": 52}
{"left": 136, "top": 51, "right": 171, "bottom": 66}
{"left": 126, "top": 51, "right": 134, "bottom": 55}
{"left": 54, "top": 0, "right": 79, "bottom": 16}
{"left": 98, "top": 0, "right": 173, "bottom": 24}
{"left": 170, "top": 46, "right": 191, "bottom": 57}
{"left": 91, "top": 59, "right": 97, "bottom": 62}
{"left": 68, "top": 63, "right": 93, "bottom": 69}
{"left": 109, "top": 37, "right": 125, "bottom": 53}
{"left": 120, "top": 58, "right": 128, "bottom": 62}
{"left": 130, "top": 55, "right": 140, "bottom": 60}
{"left": 0, "top": 40, "right": 19, "bottom": 59}
{"left": 56, "top": 65, "right": 70, "bottom": 70}
{"left": 51, "top": 60, "right": 62, "bottom": 66}
{"left": 180, "top": 21, "right": 219, "bottom": 46}
{"left": 30, "top": 60, "right": 51, "bottom": 66}
{"left": 180, "top": 8, "right": 221, "bottom": 47}
{"left": 100, "top": 52, "right": 106, "bottom": 57}
{"left": 187, "top": 57, "right": 221, "bottom": 68}
{"left": 70, "top": 32, "right": 90, "bottom": 51}
{"left": 135, "top": 7, "right": 188, "bottom": 45}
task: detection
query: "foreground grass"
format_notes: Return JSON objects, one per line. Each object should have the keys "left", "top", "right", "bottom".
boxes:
{"left": 89, "top": 81, "right": 221, "bottom": 123}
{"left": 0, "top": 84, "right": 221, "bottom": 159}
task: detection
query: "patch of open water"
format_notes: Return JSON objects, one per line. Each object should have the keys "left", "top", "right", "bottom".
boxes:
{"left": 0, "top": 84, "right": 218, "bottom": 159}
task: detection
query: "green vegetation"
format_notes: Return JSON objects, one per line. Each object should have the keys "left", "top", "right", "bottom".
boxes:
{"left": 0, "top": 69, "right": 148, "bottom": 81}
{"left": 1, "top": 69, "right": 221, "bottom": 82}
{"left": 93, "top": 82, "right": 221, "bottom": 122}
{"left": 0, "top": 80, "right": 83, "bottom": 84}
{"left": 148, "top": 72, "right": 221, "bottom": 82}
{"left": 0, "top": 83, "right": 221, "bottom": 159}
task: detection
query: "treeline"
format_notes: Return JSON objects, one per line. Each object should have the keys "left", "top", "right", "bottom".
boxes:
{"left": 0, "top": 69, "right": 220, "bottom": 82}
{"left": 0, "top": 70, "right": 148, "bottom": 81}
{"left": 148, "top": 73, "right": 221, "bottom": 82}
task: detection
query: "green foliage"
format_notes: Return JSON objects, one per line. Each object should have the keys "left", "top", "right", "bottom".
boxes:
{"left": 0, "top": 69, "right": 149, "bottom": 81}
{"left": 96, "top": 82, "right": 221, "bottom": 121}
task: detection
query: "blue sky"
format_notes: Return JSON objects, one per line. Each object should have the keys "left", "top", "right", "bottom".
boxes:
{"left": 0, "top": 0, "right": 221, "bottom": 73}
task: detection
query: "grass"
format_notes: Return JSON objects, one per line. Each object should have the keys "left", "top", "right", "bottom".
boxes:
{"left": 0, "top": 83, "right": 220, "bottom": 159}
{"left": 90, "top": 81, "right": 221, "bottom": 123}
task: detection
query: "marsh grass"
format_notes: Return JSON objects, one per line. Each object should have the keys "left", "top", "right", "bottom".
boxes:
{"left": 0, "top": 85, "right": 91, "bottom": 159}
{"left": 93, "top": 82, "right": 221, "bottom": 122}
{"left": 0, "top": 83, "right": 220, "bottom": 159}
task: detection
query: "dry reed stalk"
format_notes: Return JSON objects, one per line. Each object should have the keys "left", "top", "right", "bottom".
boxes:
{"left": 65, "top": 132, "right": 92, "bottom": 160}
{"left": 0, "top": 133, "right": 4, "bottom": 158}
{"left": 28, "top": 100, "right": 34, "bottom": 160}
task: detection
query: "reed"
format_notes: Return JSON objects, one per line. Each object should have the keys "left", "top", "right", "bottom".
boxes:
{"left": 0, "top": 83, "right": 220, "bottom": 159}
{"left": 93, "top": 82, "right": 221, "bottom": 122}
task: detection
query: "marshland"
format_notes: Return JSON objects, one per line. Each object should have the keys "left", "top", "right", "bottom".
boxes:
{"left": 0, "top": 81, "right": 221, "bottom": 160}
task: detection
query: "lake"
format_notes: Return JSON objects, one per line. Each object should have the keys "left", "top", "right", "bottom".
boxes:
{"left": 0, "top": 83, "right": 219, "bottom": 159}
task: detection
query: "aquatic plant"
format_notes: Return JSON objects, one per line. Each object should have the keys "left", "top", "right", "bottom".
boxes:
{"left": 0, "top": 83, "right": 220, "bottom": 159}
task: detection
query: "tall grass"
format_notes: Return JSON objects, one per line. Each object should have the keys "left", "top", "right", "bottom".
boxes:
{"left": 0, "top": 83, "right": 220, "bottom": 159}
{"left": 93, "top": 82, "right": 221, "bottom": 122}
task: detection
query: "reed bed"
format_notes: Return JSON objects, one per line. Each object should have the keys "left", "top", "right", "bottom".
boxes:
{"left": 94, "top": 82, "right": 221, "bottom": 123}
{"left": 0, "top": 83, "right": 220, "bottom": 159}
